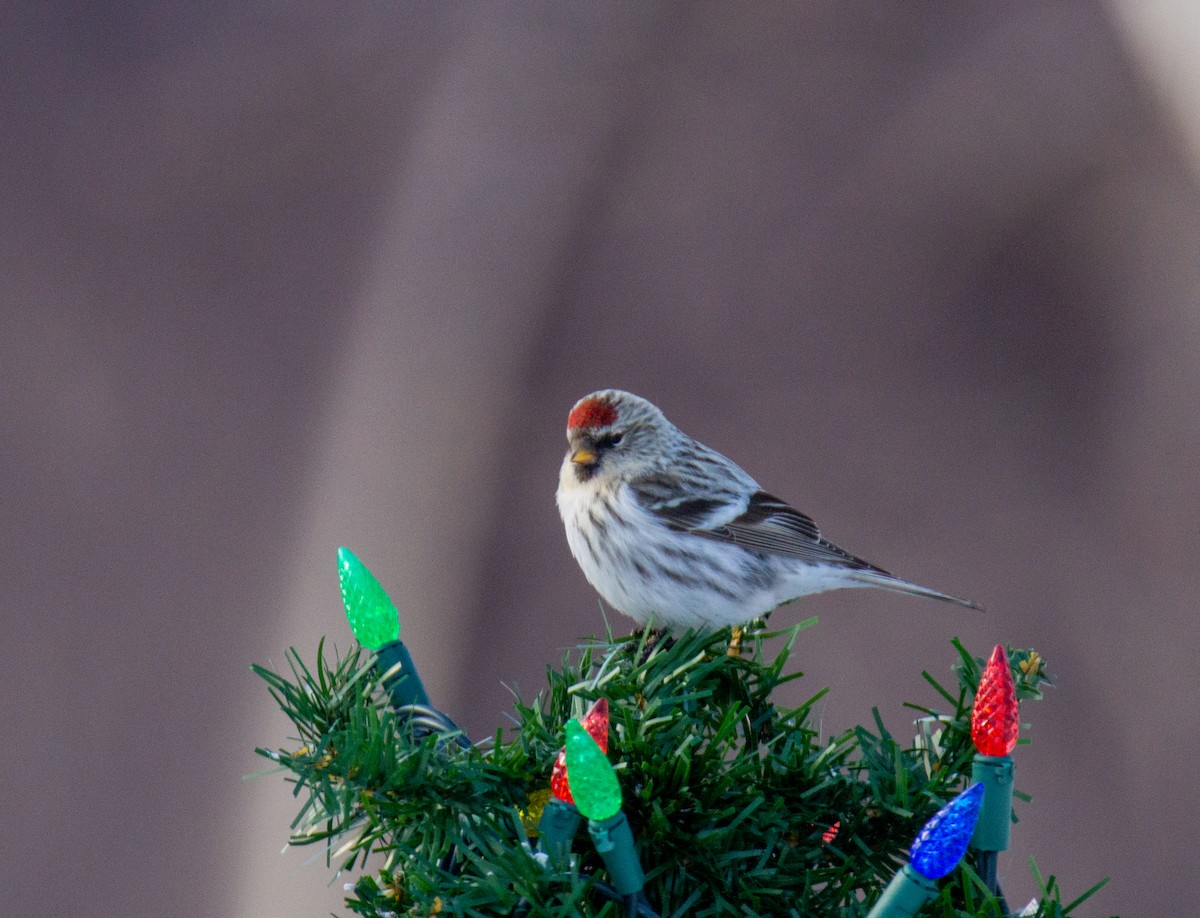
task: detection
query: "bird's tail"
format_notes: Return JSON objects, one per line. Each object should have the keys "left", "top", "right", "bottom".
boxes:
{"left": 849, "top": 571, "right": 984, "bottom": 611}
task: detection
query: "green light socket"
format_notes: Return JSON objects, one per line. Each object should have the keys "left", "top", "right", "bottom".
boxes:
{"left": 866, "top": 864, "right": 938, "bottom": 918}
{"left": 587, "top": 810, "right": 645, "bottom": 897}
{"left": 376, "top": 640, "right": 431, "bottom": 709}
{"left": 536, "top": 798, "right": 581, "bottom": 869}
{"left": 970, "top": 754, "right": 1014, "bottom": 852}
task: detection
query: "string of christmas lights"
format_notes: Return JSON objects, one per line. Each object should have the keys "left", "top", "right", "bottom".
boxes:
{"left": 328, "top": 547, "right": 1042, "bottom": 917}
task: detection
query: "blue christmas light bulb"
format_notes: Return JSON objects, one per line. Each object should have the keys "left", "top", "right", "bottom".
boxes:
{"left": 910, "top": 783, "right": 986, "bottom": 880}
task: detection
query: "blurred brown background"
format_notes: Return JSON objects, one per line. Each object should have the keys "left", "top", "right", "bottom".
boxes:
{"left": 3, "top": 3, "right": 1197, "bottom": 915}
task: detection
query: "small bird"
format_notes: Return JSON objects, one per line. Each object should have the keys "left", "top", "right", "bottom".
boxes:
{"left": 556, "top": 389, "right": 980, "bottom": 631}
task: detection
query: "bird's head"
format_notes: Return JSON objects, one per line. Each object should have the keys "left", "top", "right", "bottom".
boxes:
{"left": 562, "top": 389, "right": 671, "bottom": 485}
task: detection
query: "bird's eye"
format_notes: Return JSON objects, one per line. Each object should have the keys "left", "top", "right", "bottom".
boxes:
{"left": 599, "top": 433, "right": 623, "bottom": 449}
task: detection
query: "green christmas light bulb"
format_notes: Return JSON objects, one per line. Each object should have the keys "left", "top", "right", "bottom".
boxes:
{"left": 565, "top": 718, "right": 622, "bottom": 821}
{"left": 337, "top": 546, "right": 400, "bottom": 650}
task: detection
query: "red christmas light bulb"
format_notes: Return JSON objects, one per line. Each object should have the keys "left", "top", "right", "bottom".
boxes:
{"left": 549, "top": 697, "right": 609, "bottom": 804}
{"left": 971, "top": 645, "right": 1019, "bottom": 756}
{"left": 550, "top": 749, "right": 573, "bottom": 802}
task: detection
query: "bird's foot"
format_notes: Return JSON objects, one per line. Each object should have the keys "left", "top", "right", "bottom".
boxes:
{"left": 631, "top": 626, "right": 671, "bottom": 663}
{"left": 726, "top": 625, "right": 745, "bottom": 658}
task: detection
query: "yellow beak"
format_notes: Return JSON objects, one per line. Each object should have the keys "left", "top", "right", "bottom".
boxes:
{"left": 570, "top": 448, "right": 597, "bottom": 466}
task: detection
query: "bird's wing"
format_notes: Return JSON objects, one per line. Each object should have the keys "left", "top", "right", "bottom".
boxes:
{"left": 702, "top": 491, "right": 888, "bottom": 572}
{"left": 628, "top": 469, "right": 752, "bottom": 529}
{"left": 632, "top": 481, "right": 888, "bottom": 573}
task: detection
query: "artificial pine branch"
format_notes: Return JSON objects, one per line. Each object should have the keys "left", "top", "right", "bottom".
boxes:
{"left": 254, "top": 623, "right": 1108, "bottom": 917}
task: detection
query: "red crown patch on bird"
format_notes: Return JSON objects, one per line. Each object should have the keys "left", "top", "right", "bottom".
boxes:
{"left": 568, "top": 397, "right": 618, "bottom": 430}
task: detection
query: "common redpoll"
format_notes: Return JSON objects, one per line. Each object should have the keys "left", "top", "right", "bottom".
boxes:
{"left": 556, "top": 389, "right": 980, "bottom": 630}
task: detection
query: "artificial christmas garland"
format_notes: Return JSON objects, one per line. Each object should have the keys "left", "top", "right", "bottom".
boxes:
{"left": 253, "top": 548, "right": 1110, "bottom": 917}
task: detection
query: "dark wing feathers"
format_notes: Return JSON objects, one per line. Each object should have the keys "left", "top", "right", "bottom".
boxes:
{"left": 643, "top": 496, "right": 730, "bottom": 530}
{"left": 711, "top": 492, "right": 888, "bottom": 572}
{"left": 636, "top": 484, "right": 889, "bottom": 574}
